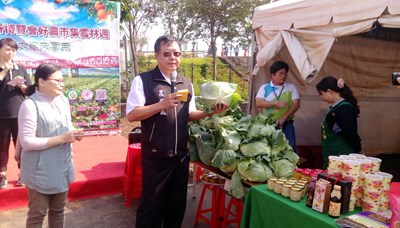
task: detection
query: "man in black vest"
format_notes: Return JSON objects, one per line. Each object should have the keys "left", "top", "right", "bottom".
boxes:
{"left": 126, "top": 35, "right": 227, "bottom": 228}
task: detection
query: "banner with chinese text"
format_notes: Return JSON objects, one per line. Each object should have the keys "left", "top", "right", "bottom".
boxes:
{"left": 0, "top": 0, "right": 121, "bottom": 136}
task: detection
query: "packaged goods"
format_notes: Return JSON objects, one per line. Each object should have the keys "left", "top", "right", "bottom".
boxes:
{"left": 306, "top": 176, "right": 317, "bottom": 207}
{"left": 336, "top": 211, "right": 391, "bottom": 228}
{"left": 312, "top": 178, "right": 332, "bottom": 213}
{"left": 318, "top": 173, "right": 352, "bottom": 214}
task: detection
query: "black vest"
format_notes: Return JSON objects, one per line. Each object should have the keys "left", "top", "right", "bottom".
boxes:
{"left": 140, "top": 66, "right": 193, "bottom": 157}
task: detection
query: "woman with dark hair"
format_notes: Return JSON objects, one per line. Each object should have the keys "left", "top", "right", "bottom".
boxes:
{"left": 18, "top": 63, "right": 82, "bottom": 227}
{"left": 316, "top": 76, "right": 361, "bottom": 168}
{"left": 0, "top": 37, "right": 31, "bottom": 189}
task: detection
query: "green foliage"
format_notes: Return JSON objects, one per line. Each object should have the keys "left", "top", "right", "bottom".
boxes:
{"left": 136, "top": 56, "right": 249, "bottom": 99}
{"left": 200, "top": 64, "right": 208, "bottom": 79}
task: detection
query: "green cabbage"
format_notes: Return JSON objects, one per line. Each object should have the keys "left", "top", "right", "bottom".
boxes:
{"left": 193, "top": 132, "right": 216, "bottom": 166}
{"left": 237, "top": 159, "right": 273, "bottom": 182}
{"left": 219, "top": 127, "right": 241, "bottom": 151}
{"left": 197, "top": 80, "right": 237, "bottom": 113}
{"left": 229, "top": 170, "right": 245, "bottom": 199}
{"left": 240, "top": 139, "right": 271, "bottom": 157}
{"left": 269, "top": 159, "right": 296, "bottom": 178}
{"left": 211, "top": 149, "right": 239, "bottom": 173}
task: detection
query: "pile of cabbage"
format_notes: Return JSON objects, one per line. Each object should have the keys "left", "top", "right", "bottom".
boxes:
{"left": 189, "top": 80, "right": 299, "bottom": 199}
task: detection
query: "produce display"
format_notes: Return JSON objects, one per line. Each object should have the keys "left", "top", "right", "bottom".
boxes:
{"left": 200, "top": 172, "right": 226, "bottom": 186}
{"left": 189, "top": 80, "right": 299, "bottom": 198}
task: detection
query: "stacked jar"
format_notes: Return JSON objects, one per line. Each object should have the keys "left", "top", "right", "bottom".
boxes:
{"left": 267, "top": 176, "right": 308, "bottom": 202}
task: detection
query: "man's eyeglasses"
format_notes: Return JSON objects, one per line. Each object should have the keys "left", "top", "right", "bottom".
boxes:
{"left": 163, "top": 52, "right": 181, "bottom": 57}
{"left": 47, "top": 78, "right": 64, "bottom": 85}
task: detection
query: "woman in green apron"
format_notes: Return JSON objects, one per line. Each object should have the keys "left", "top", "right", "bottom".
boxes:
{"left": 316, "top": 76, "right": 361, "bottom": 168}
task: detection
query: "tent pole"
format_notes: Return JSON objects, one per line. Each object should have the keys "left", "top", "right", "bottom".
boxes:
{"left": 247, "top": 32, "right": 258, "bottom": 115}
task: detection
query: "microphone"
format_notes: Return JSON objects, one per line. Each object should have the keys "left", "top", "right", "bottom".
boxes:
{"left": 170, "top": 71, "right": 177, "bottom": 93}
{"left": 9, "top": 62, "right": 13, "bottom": 80}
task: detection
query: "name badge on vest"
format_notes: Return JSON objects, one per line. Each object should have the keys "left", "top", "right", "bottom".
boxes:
{"left": 158, "top": 90, "right": 167, "bottom": 115}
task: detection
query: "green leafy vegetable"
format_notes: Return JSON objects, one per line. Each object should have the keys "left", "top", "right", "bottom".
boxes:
{"left": 269, "top": 159, "right": 296, "bottom": 178}
{"left": 237, "top": 158, "right": 273, "bottom": 182}
{"left": 211, "top": 149, "right": 239, "bottom": 173}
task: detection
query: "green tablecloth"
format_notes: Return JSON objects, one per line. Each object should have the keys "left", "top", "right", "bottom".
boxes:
{"left": 241, "top": 184, "right": 361, "bottom": 228}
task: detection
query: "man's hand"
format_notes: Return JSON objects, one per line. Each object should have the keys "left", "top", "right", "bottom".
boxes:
{"left": 275, "top": 100, "right": 287, "bottom": 109}
{"left": 275, "top": 116, "right": 287, "bottom": 129}
{"left": 160, "top": 93, "right": 180, "bottom": 109}
{"left": 213, "top": 101, "right": 228, "bottom": 115}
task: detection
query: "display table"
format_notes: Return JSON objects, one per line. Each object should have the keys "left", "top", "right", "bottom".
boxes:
{"left": 122, "top": 143, "right": 142, "bottom": 206}
{"left": 241, "top": 184, "right": 361, "bottom": 228}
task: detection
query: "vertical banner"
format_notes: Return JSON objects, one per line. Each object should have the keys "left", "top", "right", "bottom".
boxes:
{"left": 0, "top": 0, "right": 121, "bottom": 136}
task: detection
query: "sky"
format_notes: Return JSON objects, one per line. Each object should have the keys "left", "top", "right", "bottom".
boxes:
{"left": 141, "top": 24, "right": 238, "bottom": 56}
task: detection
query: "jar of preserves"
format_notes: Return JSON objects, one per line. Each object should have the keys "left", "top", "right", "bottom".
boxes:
{"left": 267, "top": 177, "right": 277, "bottom": 191}
{"left": 290, "top": 186, "right": 302, "bottom": 202}
{"left": 274, "top": 180, "right": 284, "bottom": 194}
{"left": 281, "top": 183, "right": 292, "bottom": 198}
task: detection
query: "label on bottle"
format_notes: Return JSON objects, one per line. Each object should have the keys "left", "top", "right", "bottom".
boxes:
{"left": 329, "top": 201, "right": 341, "bottom": 217}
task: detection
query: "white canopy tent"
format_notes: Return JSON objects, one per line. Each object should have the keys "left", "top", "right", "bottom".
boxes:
{"left": 250, "top": 0, "right": 400, "bottom": 156}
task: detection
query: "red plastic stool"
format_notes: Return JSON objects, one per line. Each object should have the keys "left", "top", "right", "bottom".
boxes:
{"left": 195, "top": 184, "right": 225, "bottom": 228}
{"left": 222, "top": 196, "right": 244, "bottom": 227}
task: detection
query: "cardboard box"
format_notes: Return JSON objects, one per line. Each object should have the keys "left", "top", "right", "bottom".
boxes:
{"left": 318, "top": 172, "right": 353, "bottom": 214}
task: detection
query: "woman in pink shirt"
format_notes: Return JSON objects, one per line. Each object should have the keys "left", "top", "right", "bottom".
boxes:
{"left": 18, "top": 63, "right": 82, "bottom": 227}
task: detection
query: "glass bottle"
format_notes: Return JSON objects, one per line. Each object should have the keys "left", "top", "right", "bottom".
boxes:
{"left": 305, "top": 176, "right": 317, "bottom": 207}
{"left": 329, "top": 185, "right": 342, "bottom": 218}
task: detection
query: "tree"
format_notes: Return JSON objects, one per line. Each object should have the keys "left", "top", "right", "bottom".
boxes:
{"left": 157, "top": 0, "right": 198, "bottom": 47}
{"left": 116, "top": 0, "right": 160, "bottom": 78}
{"left": 185, "top": 0, "right": 259, "bottom": 80}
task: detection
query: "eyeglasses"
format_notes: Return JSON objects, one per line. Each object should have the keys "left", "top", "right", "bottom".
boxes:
{"left": 47, "top": 78, "right": 64, "bottom": 85}
{"left": 163, "top": 52, "right": 181, "bottom": 57}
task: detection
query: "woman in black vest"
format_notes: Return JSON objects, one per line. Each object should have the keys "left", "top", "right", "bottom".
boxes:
{"left": 0, "top": 38, "right": 31, "bottom": 189}
{"left": 316, "top": 76, "right": 361, "bottom": 168}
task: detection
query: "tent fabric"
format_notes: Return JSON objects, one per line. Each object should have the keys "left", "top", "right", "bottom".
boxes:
{"left": 253, "top": 0, "right": 400, "bottom": 30}
{"left": 253, "top": 0, "right": 400, "bottom": 82}
{"left": 251, "top": 0, "right": 400, "bottom": 156}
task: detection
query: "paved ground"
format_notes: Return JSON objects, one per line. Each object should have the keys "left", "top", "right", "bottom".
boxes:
{"left": 0, "top": 181, "right": 234, "bottom": 228}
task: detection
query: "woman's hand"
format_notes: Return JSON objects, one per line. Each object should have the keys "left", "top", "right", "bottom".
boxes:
{"left": 4, "top": 62, "right": 13, "bottom": 71}
{"left": 60, "top": 131, "right": 78, "bottom": 143}
{"left": 73, "top": 130, "right": 83, "bottom": 141}
{"left": 14, "top": 154, "right": 20, "bottom": 162}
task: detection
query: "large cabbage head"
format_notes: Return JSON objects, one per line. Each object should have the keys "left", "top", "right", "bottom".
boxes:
{"left": 211, "top": 149, "right": 239, "bottom": 173}
{"left": 197, "top": 81, "right": 237, "bottom": 113}
{"left": 237, "top": 159, "right": 273, "bottom": 182}
{"left": 240, "top": 140, "right": 271, "bottom": 157}
{"left": 269, "top": 159, "right": 296, "bottom": 178}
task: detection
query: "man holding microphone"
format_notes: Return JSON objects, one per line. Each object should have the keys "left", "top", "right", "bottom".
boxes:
{"left": 126, "top": 35, "right": 227, "bottom": 228}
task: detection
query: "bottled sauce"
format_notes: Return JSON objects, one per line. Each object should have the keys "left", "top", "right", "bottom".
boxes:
{"left": 329, "top": 185, "right": 342, "bottom": 218}
{"left": 305, "top": 176, "right": 317, "bottom": 207}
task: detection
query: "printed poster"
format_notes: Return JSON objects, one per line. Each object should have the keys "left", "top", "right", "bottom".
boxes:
{"left": 0, "top": 0, "right": 121, "bottom": 135}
